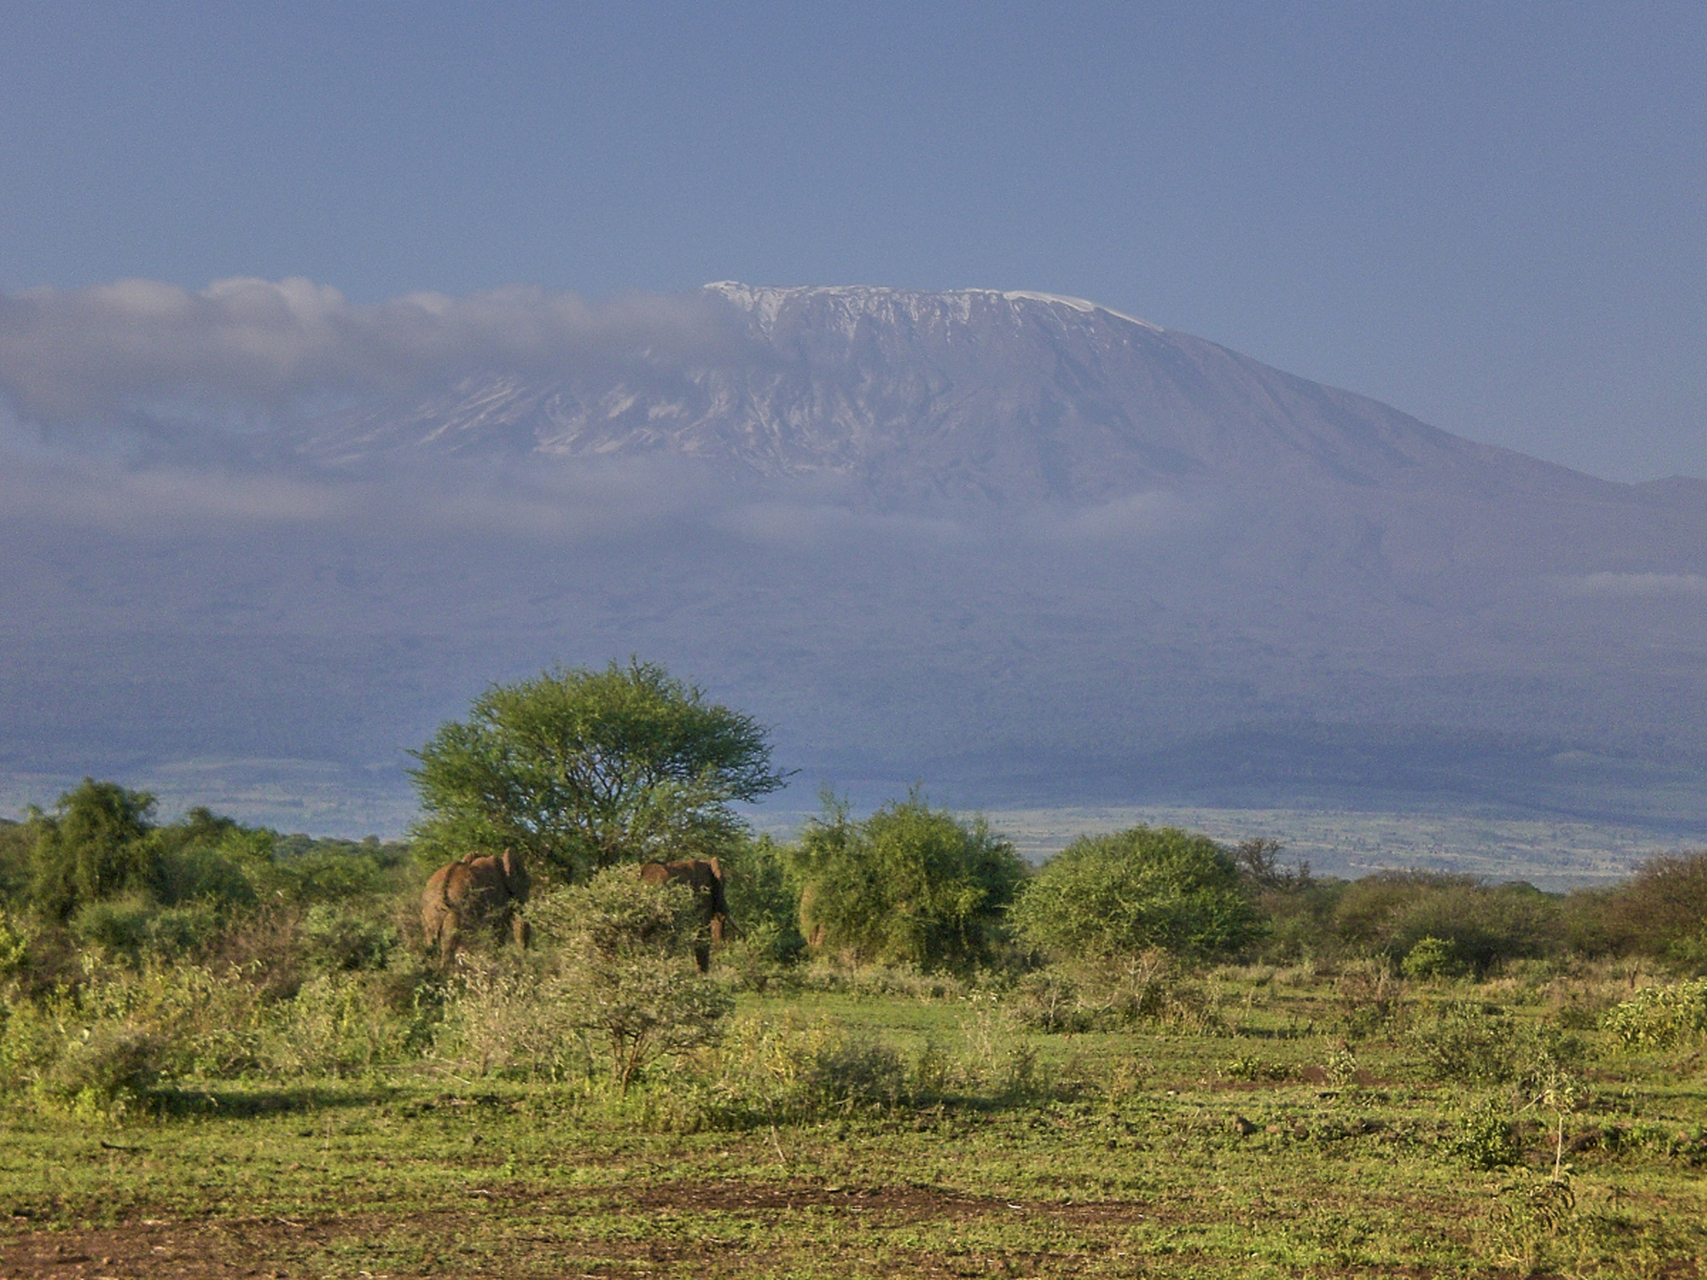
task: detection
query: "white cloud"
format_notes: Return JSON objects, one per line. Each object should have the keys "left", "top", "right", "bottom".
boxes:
{"left": 0, "top": 455, "right": 355, "bottom": 528}
{"left": 0, "top": 447, "right": 734, "bottom": 542}
{"left": 1022, "top": 490, "right": 1201, "bottom": 543}
{"left": 0, "top": 277, "right": 740, "bottom": 427}
{"left": 716, "top": 497, "right": 973, "bottom": 550}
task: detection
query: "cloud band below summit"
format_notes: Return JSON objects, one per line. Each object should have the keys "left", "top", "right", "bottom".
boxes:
{"left": 0, "top": 278, "right": 740, "bottom": 428}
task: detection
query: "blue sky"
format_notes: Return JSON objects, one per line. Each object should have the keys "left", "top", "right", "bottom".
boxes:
{"left": 2, "top": 1, "right": 1703, "bottom": 481}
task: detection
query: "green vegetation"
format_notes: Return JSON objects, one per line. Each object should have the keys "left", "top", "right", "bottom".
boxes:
{"left": 1013, "top": 825, "right": 1260, "bottom": 961}
{"left": 787, "top": 790, "right": 1025, "bottom": 968}
{"left": 6, "top": 663, "right": 1707, "bottom": 1276}
{"left": 408, "top": 659, "right": 787, "bottom": 881}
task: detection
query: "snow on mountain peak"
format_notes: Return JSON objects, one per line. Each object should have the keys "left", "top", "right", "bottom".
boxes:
{"left": 702, "top": 281, "right": 1162, "bottom": 334}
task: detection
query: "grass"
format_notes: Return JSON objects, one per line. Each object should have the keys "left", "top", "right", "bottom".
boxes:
{"left": 3, "top": 968, "right": 1707, "bottom": 1278}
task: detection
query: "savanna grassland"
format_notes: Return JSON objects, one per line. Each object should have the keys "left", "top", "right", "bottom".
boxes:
{"left": 3, "top": 951, "right": 1707, "bottom": 1279}
{"left": 5, "top": 663, "right": 1707, "bottom": 1280}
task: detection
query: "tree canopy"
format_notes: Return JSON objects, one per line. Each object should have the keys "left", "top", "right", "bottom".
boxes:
{"left": 786, "top": 790, "right": 1026, "bottom": 969}
{"left": 408, "top": 659, "right": 787, "bottom": 881}
{"left": 27, "top": 778, "right": 161, "bottom": 920}
{"left": 1011, "top": 825, "right": 1260, "bottom": 960}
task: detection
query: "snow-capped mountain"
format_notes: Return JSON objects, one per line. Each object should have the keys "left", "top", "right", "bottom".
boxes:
{"left": 303, "top": 282, "right": 1570, "bottom": 504}
{"left": 6, "top": 283, "right": 1707, "bottom": 838}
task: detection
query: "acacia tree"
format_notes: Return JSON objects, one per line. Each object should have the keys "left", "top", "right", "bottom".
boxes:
{"left": 408, "top": 659, "right": 786, "bottom": 882}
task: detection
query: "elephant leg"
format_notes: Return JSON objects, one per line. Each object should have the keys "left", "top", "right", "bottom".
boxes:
{"left": 511, "top": 913, "right": 531, "bottom": 949}
{"left": 439, "top": 911, "right": 462, "bottom": 965}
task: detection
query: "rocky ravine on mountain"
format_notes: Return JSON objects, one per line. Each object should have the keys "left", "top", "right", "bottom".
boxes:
{"left": 4, "top": 284, "right": 1705, "bottom": 833}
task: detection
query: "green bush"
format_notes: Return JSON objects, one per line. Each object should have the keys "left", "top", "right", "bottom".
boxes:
{"left": 0, "top": 996, "right": 64, "bottom": 1091}
{"left": 68, "top": 895, "right": 237, "bottom": 966}
{"left": 1581, "top": 851, "right": 1707, "bottom": 966}
{"left": 1330, "top": 872, "right": 1560, "bottom": 974}
{"left": 672, "top": 1014, "right": 917, "bottom": 1128}
{"left": 1447, "top": 1097, "right": 1524, "bottom": 1169}
{"left": 433, "top": 955, "right": 584, "bottom": 1082}
{"left": 1411, "top": 1002, "right": 1525, "bottom": 1084}
{"left": 0, "top": 820, "right": 32, "bottom": 904}
{"left": 1402, "top": 935, "right": 1468, "bottom": 980}
{"left": 265, "top": 971, "right": 425, "bottom": 1077}
{"left": 0, "top": 908, "right": 27, "bottom": 980}
{"left": 528, "top": 871, "right": 734, "bottom": 1092}
{"left": 68, "top": 893, "right": 156, "bottom": 958}
{"left": 1603, "top": 979, "right": 1707, "bottom": 1051}
{"left": 1011, "top": 826, "right": 1260, "bottom": 962}
{"left": 265, "top": 835, "right": 412, "bottom": 904}
{"left": 1334, "top": 957, "right": 1405, "bottom": 1039}
{"left": 721, "top": 833, "right": 807, "bottom": 967}
{"left": 788, "top": 791, "right": 1025, "bottom": 970}
{"left": 805, "top": 1037, "right": 908, "bottom": 1109}
{"left": 299, "top": 903, "right": 401, "bottom": 973}
{"left": 32, "top": 1022, "right": 164, "bottom": 1120}
{"left": 1408, "top": 1002, "right": 1585, "bottom": 1088}
{"left": 27, "top": 779, "right": 160, "bottom": 920}
{"left": 1249, "top": 877, "right": 1347, "bottom": 963}
{"left": 1007, "top": 968, "right": 1098, "bottom": 1034}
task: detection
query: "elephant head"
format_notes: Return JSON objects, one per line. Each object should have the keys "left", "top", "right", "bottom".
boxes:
{"left": 421, "top": 848, "right": 531, "bottom": 963}
{"left": 637, "top": 857, "right": 737, "bottom": 972}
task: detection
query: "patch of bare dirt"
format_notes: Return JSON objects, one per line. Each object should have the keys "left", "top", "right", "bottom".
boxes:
{"left": 1, "top": 1218, "right": 295, "bottom": 1279}
{"left": 1, "top": 1179, "right": 1168, "bottom": 1277}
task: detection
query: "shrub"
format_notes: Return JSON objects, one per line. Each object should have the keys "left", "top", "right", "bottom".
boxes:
{"left": 0, "top": 996, "right": 64, "bottom": 1092}
{"left": 1330, "top": 872, "right": 1560, "bottom": 974}
{"left": 529, "top": 871, "right": 734, "bottom": 1092}
{"left": 1583, "top": 851, "right": 1707, "bottom": 965}
{"left": 805, "top": 1038, "right": 908, "bottom": 1109}
{"left": 722, "top": 833, "right": 807, "bottom": 967}
{"left": 787, "top": 791, "right": 1025, "bottom": 970}
{"left": 1014, "top": 826, "right": 1261, "bottom": 962}
{"left": 1603, "top": 979, "right": 1707, "bottom": 1051}
{"left": 1408, "top": 1003, "right": 1585, "bottom": 1089}
{"left": 672, "top": 1015, "right": 916, "bottom": 1128}
{"left": 68, "top": 894, "right": 156, "bottom": 958}
{"left": 0, "top": 908, "right": 27, "bottom": 980}
{"left": 1447, "top": 1096, "right": 1523, "bottom": 1169}
{"left": 299, "top": 903, "right": 401, "bottom": 973}
{"left": 265, "top": 835, "right": 411, "bottom": 904}
{"left": 0, "top": 820, "right": 33, "bottom": 904}
{"left": 1411, "top": 1002, "right": 1525, "bottom": 1084}
{"left": 27, "top": 779, "right": 159, "bottom": 920}
{"left": 433, "top": 955, "right": 586, "bottom": 1082}
{"left": 33, "top": 1022, "right": 164, "bottom": 1120}
{"left": 1007, "top": 968, "right": 1097, "bottom": 1034}
{"left": 1402, "top": 935, "right": 1468, "bottom": 980}
{"left": 264, "top": 971, "right": 425, "bottom": 1077}
{"left": 1249, "top": 878, "right": 1347, "bottom": 963}
{"left": 1334, "top": 957, "right": 1406, "bottom": 1039}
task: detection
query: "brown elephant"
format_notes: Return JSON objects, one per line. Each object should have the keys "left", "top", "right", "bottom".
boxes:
{"left": 421, "top": 849, "right": 531, "bottom": 963}
{"left": 637, "top": 857, "right": 737, "bottom": 972}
